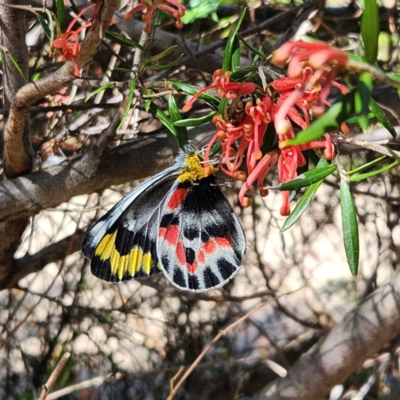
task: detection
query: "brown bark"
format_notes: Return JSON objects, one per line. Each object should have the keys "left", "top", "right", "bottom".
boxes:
{"left": 0, "top": 0, "right": 33, "bottom": 178}
{"left": 253, "top": 269, "right": 400, "bottom": 400}
{"left": 0, "top": 0, "right": 119, "bottom": 282}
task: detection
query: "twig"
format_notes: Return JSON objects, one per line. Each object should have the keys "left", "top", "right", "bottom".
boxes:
{"left": 38, "top": 352, "right": 71, "bottom": 400}
{"left": 46, "top": 374, "right": 118, "bottom": 400}
{"left": 332, "top": 134, "right": 400, "bottom": 158}
{"left": 166, "top": 301, "right": 268, "bottom": 399}
{"left": 169, "top": 366, "right": 185, "bottom": 395}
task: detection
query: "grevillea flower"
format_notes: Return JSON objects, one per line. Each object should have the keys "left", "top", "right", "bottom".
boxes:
{"left": 52, "top": 4, "right": 95, "bottom": 76}
{"left": 184, "top": 41, "right": 348, "bottom": 215}
{"left": 124, "top": 0, "right": 186, "bottom": 33}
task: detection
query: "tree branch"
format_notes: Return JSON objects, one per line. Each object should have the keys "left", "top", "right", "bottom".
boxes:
{"left": 1, "top": 230, "right": 86, "bottom": 290}
{"left": 0, "top": 0, "right": 33, "bottom": 177}
{"left": 253, "top": 268, "right": 400, "bottom": 400}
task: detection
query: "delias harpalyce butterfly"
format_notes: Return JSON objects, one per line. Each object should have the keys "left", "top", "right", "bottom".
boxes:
{"left": 82, "top": 142, "right": 246, "bottom": 292}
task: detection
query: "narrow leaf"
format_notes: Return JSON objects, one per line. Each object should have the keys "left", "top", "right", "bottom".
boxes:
{"left": 340, "top": 180, "right": 359, "bottom": 276}
{"left": 281, "top": 158, "right": 329, "bottom": 232}
{"left": 8, "top": 54, "right": 27, "bottom": 83}
{"left": 36, "top": 14, "right": 52, "bottom": 40}
{"left": 85, "top": 83, "right": 112, "bottom": 102}
{"left": 168, "top": 94, "right": 188, "bottom": 147}
{"left": 118, "top": 78, "right": 137, "bottom": 129}
{"left": 174, "top": 112, "right": 217, "bottom": 127}
{"left": 369, "top": 97, "right": 397, "bottom": 139}
{"left": 284, "top": 90, "right": 356, "bottom": 146}
{"left": 231, "top": 37, "right": 241, "bottom": 73}
{"left": 361, "top": 0, "right": 379, "bottom": 64}
{"left": 347, "top": 156, "right": 386, "bottom": 176}
{"left": 149, "top": 54, "right": 184, "bottom": 71}
{"left": 279, "top": 165, "right": 337, "bottom": 191}
{"left": 56, "top": 0, "right": 66, "bottom": 32}
{"left": 355, "top": 76, "right": 371, "bottom": 131}
{"left": 238, "top": 34, "right": 265, "bottom": 58}
{"left": 145, "top": 89, "right": 153, "bottom": 112}
{"left": 107, "top": 31, "right": 146, "bottom": 53}
{"left": 145, "top": 45, "right": 178, "bottom": 63}
{"left": 173, "top": 81, "right": 220, "bottom": 104}
{"left": 349, "top": 160, "right": 399, "bottom": 182}
{"left": 222, "top": 8, "right": 246, "bottom": 73}
{"left": 149, "top": 102, "right": 177, "bottom": 137}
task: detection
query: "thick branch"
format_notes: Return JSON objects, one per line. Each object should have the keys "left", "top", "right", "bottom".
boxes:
{"left": 2, "top": 0, "right": 119, "bottom": 178}
{"left": 0, "top": 0, "right": 33, "bottom": 177}
{"left": 254, "top": 268, "right": 400, "bottom": 400}
{"left": 2, "top": 230, "right": 86, "bottom": 290}
{"left": 0, "top": 133, "right": 178, "bottom": 223}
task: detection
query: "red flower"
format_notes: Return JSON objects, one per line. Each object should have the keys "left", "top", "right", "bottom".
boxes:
{"left": 124, "top": 0, "right": 186, "bottom": 33}
{"left": 183, "top": 41, "right": 347, "bottom": 215}
{"left": 52, "top": 4, "right": 95, "bottom": 76}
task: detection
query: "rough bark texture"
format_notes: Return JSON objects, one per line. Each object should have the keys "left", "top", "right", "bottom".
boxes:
{"left": 0, "top": 0, "right": 119, "bottom": 285}
{"left": 254, "top": 269, "right": 400, "bottom": 400}
{"left": 0, "top": 0, "right": 33, "bottom": 178}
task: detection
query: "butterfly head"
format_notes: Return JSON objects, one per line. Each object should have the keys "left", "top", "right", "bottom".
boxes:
{"left": 178, "top": 142, "right": 216, "bottom": 183}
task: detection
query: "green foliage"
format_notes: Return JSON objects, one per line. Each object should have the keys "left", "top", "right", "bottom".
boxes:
{"left": 340, "top": 180, "right": 359, "bottom": 276}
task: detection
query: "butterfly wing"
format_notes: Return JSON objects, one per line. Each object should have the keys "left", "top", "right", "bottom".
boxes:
{"left": 82, "top": 165, "right": 179, "bottom": 282}
{"left": 157, "top": 177, "right": 246, "bottom": 291}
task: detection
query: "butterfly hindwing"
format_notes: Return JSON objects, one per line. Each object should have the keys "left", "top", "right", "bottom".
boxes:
{"left": 157, "top": 176, "right": 246, "bottom": 292}
{"left": 83, "top": 142, "right": 247, "bottom": 291}
{"left": 82, "top": 167, "right": 179, "bottom": 282}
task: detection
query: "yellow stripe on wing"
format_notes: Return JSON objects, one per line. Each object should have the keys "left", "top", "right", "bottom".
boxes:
{"left": 95, "top": 231, "right": 154, "bottom": 279}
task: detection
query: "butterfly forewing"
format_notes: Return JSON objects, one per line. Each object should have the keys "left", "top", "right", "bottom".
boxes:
{"left": 82, "top": 143, "right": 246, "bottom": 291}
{"left": 157, "top": 176, "right": 246, "bottom": 292}
{"left": 82, "top": 168, "right": 179, "bottom": 281}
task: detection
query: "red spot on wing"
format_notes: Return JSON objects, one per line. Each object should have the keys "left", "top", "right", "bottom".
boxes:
{"left": 164, "top": 225, "right": 179, "bottom": 245}
{"left": 176, "top": 241, "right": 185, "bottom": 265}
{"left": 158, "top": 227, "right": 167, "bottom": 238}
{"left": 215, "top": 237, "right": 231, "bottom": 247}
{"left": 198, "top": 250, "right": 205, "bottom": 264}
{"left": 187, "top": 261, "right": 197, "bottom": 273}
{"left": 167, "top": 187, "right": 188, "bottom": 210}
{"left": 203, "top": 240, "right": 216, "bottom": 254}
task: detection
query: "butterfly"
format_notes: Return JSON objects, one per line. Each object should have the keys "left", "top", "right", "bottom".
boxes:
{"left": 82, "top": 142, "right": 246, "bottom": 292}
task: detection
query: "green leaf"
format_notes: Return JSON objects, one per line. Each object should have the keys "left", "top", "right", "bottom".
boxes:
{"left": 237, "top": 34, "right": 265, "bottom": 58}
{"left": 340, "top": 180, "right": 359, "bottom": 276}
{"left": 107, "top": 31, "right": 146, "bottom": 54}
{"left": 145, "top": 45, "right": 178, "bottom": 63}
{"left": 113, "top": 67, "right": 132, "bottom": 73}
{"left": 149, "top": 102, "right": 177, "bottom": 137}
{"left": 145, "top": 89, "right": 153, "bottom": 112}
{"left": 386, "top": 146, "right": 400, "bottom": 163}
{"left": 279, "top": 165, "right": 337, "bottom": 191}
{"left": 174, "top": 112, "right": 217, "bottom": 127}
{"left": 284, "top": 90, "right": 356, "bottom": 146}
{"left": 369, "top": 97, "right": 397, "bottom": 139}
{"left": 118, "top": 78, "right": 137, "bottom": 129}
{"left": 85, "top": 82, "right": 112, "bottom": 102}
{"left": 56, "top": 0, "right": 66, "bottom": 32}
{"left": 8, "top": 54, "right": 27, "bottom": 83}
{"left": 219, "top": 98, "right": 228, "bottom": 117}
{"left": 231, "top": 36, "right": 241, "bottom": 73}
{"left": 355, "top": 75, "right": 371, "bottom": 131}
{"left": 173, "top": 81, "right": 220, "bottom": 104}
{"left": 168, "top": 94, "right": 188, "bottom": 148}
{"left": 222, "top": 8, "right": 246, "bottom": 73}
{"left": 346, "top": 155, "right": 386, "bottom": 176}
{"left": 36, "top": 14, "right": 52, "bottom": 40}
{"left": 281, "top": 158, "right": 329, "bottom": 232}
{"left": 361, "top": 0, "right": 379, "bottom": 64}
{"left": 149, "top": 54, "right": 184, "bottom": 71}
{"left": 348, "top": 159, "right": 399, "bottom": 182}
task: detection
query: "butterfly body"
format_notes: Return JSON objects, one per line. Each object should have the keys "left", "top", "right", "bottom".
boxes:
{"left": 82, "top": 143, "right": 246, "bottom": 292}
